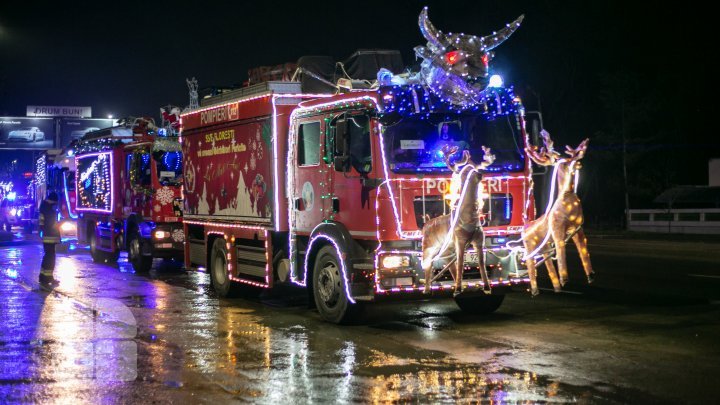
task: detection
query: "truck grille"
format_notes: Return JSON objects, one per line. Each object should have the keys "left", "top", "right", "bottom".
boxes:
{"left": 414, "top": 194, "right": 512, "bottom": 228}
{"left": 414, "top": 196, "right": 447, "bottom": 228}
{"left": 483, "top": 195, "right": 513, "bottom": 227}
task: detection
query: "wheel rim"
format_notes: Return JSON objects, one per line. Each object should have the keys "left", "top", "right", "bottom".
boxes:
{"left": 317, "top": 260, "right": 340, "bottom": 308}
{"left": 214, "top": 254, "right": 227, "bottom": 285}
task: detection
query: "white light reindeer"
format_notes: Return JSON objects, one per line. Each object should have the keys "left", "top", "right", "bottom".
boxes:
{"left": 422, "top": 145, "right": 495, "bottom": 296}
{"left": 522, "top": 130, "right": 595, "bottom": 296}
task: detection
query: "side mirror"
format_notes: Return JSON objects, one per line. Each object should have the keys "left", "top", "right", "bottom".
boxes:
{"left": 334, "top": 156, "right": 348, "bottom": 172}
{"left": 525, "top": 111, "right": 544, "bottom": 146}
{"left": 334, "top": 119, "right": 349, "bottom": 171}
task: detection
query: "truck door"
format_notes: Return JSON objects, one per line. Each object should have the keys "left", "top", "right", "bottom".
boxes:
{"left": 291, "top": 119, "right": 331, "bottom": 234}
{"left": 326, "top": 112, "right": 377, "bottom": 237}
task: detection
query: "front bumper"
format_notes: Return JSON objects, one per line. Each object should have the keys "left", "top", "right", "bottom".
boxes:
{"left": 146, "top": 223, "right": 184, "bottom": 259}
{"left": 352, "top": 237, "right": 530, "bottom": 301}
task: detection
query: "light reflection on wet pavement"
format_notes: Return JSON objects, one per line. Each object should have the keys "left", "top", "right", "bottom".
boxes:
{"left": 0, "top": 242, "right": 711, "bottom": 403}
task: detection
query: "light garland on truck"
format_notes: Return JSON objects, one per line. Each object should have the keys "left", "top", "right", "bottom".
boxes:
{"left": 302, "top": 233, "right": 356, "bottom": 304}
{"left": 75, "top": 151, "right": 113, "bottom": 214}
{"left": 62, "top": 172, "right": 78, "bottom": 219}
{"left": 75, "top": 138, "right": 124, "bottom": 154}
{"left": 271, "top": 93, "right": 332, "bottom": 231}
{"left": 286, "top": 95, "right": 378, "bottom": 285}
{"left": 36, "top": 156, "right": 47, "bottom": 186}
{"left": 377, "top": 84, "right": 519, "bottom": 120}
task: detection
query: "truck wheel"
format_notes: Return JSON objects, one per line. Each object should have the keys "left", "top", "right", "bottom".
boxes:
{"left": 129, "top": 234, "right": 152, "bottom": 272}
{"left": 89, "top": 231, "right": 105, "bottom": 263}
{"left": 210, "top": 238, "right": 239, "bottom": 297}
{"left": 312, "top": 245, "right": 363, "bottom": 324}
{"left": 454, "top": 294, "right": 505, "bottom": 315}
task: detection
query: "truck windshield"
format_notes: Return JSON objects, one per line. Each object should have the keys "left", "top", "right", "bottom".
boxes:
{"left": 382, "top": 113, "right": 524, "bottom": 174}
{"left": 155, "top": 151, "right": 183, "bottom": 186}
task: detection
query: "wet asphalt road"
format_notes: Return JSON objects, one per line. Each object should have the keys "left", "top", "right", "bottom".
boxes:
{"left": 1, "top": 234, "right": 719, "bottom": 404}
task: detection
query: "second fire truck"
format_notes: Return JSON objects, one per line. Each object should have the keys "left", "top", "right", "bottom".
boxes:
{"left": 74, "top": 118, "right": 184, "bottom": 272}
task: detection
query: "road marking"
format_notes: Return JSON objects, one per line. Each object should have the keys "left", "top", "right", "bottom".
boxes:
{"left": 687, "top": 274, "right": 720, "bottom": 279}
{"left": 539, "top": 287, "right": 583, "bottom": 295}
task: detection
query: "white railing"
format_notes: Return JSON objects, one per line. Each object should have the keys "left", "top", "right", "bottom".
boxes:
{"left": 627, "top": 208, "right": 720, "bottom": 234}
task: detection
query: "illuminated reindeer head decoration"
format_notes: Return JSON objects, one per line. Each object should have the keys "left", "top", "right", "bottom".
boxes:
{"left": 522, "top": 130, "right": 594, "bottom": 296}
{"left": 422, "top": 145, "right": 495, "bottom": 295}
{"left": 414, "top": 7, "right": 524, "bottom": 107}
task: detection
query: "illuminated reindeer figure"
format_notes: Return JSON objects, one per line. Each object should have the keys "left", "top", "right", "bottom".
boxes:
{"left": 422, "top": 145, "right": 495, "bottom": 296}
{"left": 522, "top": 130, "right": 595, "bottom": 296}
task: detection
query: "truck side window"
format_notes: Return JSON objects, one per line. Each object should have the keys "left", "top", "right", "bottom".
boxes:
{"left": 347, "top": 115, "right": 371, "bottom": 174}
{"left": 298, "top": 122, "right": 321, "bottom": 166}
{"left": 129, "top": 153, "right": 151, "bottom": 186}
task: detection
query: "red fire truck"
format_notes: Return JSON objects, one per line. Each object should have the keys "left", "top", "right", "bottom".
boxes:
{"left": 181, "top": 77, "right": 535, "bottom": 323}
{"left": 74, "top": 118, "right": 184, "bottom": 271}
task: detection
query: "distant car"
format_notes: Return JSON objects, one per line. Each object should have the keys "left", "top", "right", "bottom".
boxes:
{"left": 1, "top": 196, "right": 34, "bottom": 232}
{"left": 8, "top": 126, "right": 45, "bottom": 142}
{"left": 70, "top": 127, "right": 101, "bottom": 139}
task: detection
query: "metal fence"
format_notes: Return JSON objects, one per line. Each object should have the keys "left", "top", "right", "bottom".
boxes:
{"left": 627, "top": 209, "right": 720, "bottom": 234}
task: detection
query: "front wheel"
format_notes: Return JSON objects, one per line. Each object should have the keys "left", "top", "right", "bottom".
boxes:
{"left": 454, "top": 294, "right": 505, "bottom": 315}
{"left": 210, "top": 237, "right": 239, "bottom": 297}
{"left": 128, "top": 234, "right": 152, "bottom": 272}
{"left": 312, "top": 245, "right": 363, "bottom": 324}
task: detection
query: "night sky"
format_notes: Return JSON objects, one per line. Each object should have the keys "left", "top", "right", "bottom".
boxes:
{"left": 0, "top": 1, "right": 717, "bottom": 221}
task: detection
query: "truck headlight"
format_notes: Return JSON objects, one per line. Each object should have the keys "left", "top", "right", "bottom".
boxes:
{"left": 153, "top": 230, "right": 169, "bottom": 239}
{"left": 60, "top": 221, "right": 76, "bottom": 233}
{"left": 10, "top": 208, "right": 17, "bottom": 216}
{"left": 381, "top": 255, "right": 410, "bottom": 269}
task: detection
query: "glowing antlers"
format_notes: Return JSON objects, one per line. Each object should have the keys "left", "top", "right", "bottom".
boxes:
{"left": 476, "top": 146, "right": 495, "bottom": 170}
{"left": 442, "top": 145, "right": 470, "bottom": 173}
{"left": 526, "top": 130, "right": 559, "bottom": 166}
{"left": 565, "top": 138, "right": 590, "bottom": 161}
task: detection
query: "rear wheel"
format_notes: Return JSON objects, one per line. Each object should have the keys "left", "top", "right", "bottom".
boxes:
{"left": 89, "top": 230, "right": 104, "bottom": 263}
{"left": 128, "top": 234, "right": 152, "bottom": 272}
{"left": 312, "top": 245, "right": 363, "bottom": 324}
{"left": 210, "top": 238, "right": 239, "bottom": 297}
{"left": 454, "top": 294, "right": 505, "bottom": 314}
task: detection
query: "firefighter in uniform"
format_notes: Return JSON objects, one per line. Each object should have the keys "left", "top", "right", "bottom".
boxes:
{"left": 39, "top": 192, "right": 61, "bottom": 286}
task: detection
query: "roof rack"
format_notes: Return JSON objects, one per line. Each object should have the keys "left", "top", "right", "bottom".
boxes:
{"left": 200, "top": 81, "right": 302, "bottom": 108}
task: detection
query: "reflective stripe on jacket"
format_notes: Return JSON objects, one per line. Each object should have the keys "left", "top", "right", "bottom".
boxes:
{"left": 39, "top": 199, "right": 60, "bottom": 244}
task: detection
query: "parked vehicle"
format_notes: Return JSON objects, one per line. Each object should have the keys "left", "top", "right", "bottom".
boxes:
{"left": 74, "top": 118, "right": 184, "bottom": 271}
{"left": 1, "top": 195, "right": 34, "bottom": 232}
{"left": 8, "top": 127, "right": 45, "bottom": 142}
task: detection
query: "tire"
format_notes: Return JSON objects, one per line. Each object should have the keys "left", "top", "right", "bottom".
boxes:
{"left": 210, "top": 238, "right": 239, "bottom": 297}
{"left": 128, "top": 234, "right": 152, "bottom": 272}
{"left": 454, "top": 294, "right": 505, "bottom": 315}
{"left": 89, "top": 230, "right": 105, "bottom": 263}
{"left": 312, "top": 245, "right": 363, "bottom": 324}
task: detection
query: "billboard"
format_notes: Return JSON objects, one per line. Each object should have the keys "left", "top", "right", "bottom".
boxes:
{"left": 0, "top": 117, "right": 55, "bottom": 150}
{"left": 27, "top": 105, "right": 92, "bottom": 118}
{"left": 59, "top": 118, "right": 116, "bottom": 149}
{"left": 76, "top": 152, "right": 113, "bottom": 213}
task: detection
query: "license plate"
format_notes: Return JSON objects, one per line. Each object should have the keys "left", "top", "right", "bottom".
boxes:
{"left": 158, "top": 243, "right": 173, "bottom": 249}
{"left": 464, "top": 252, "right": 479, "bottom": 265}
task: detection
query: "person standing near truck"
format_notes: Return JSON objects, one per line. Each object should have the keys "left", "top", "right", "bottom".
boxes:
{"left": 38, "top": 191, "right": 61, "bottom": 287}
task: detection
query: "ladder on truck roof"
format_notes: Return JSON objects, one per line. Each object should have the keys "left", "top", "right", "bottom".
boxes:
{"left": 199, "top": 81, "right": 303, "bottom": 108}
